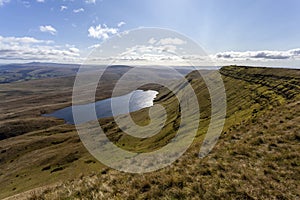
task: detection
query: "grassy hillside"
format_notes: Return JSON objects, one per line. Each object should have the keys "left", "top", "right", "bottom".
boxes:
{"left": 1, "top": 66, "right": 299, "bottom": 199}
{"left": 24, "top": 92, "right": 300, "bottom": 200}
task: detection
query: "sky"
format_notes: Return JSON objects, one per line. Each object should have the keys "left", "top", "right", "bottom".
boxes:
{"left": 0, "top": 0, "right": 300, "bottom": 66}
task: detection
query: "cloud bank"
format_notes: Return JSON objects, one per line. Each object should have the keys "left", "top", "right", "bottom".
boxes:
{"left": 215, "top": 49, "right": 300, "bottom": 61}
{"left": 0, "top": 35, "right": 80, "bottom": 62}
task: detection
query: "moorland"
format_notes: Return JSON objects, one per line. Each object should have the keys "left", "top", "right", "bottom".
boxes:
{"left": 0, "top": 64, "right": 299, "bottom": 199}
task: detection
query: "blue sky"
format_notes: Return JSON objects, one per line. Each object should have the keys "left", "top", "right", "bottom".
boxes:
{"left": 0, "top": 0, "right": 300, "bottom": 66}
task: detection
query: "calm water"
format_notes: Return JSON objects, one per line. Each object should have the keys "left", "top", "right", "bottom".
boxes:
{"left": 44, "top": 90, "right": 158, "bottom": 124}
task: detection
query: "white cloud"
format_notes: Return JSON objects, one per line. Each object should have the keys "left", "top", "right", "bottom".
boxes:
{"left": 157, "top": 37, "right": 187, "bottom": 45}
{"left": 0, "top": 35, "right": 53, "bottom": 44}
{"left": 0, "top": 0, "right": 10, "bottom": 6}
{"left": 60, "top": 5, "right": 67, "bottom": 11}
{"left": 215, "top": 49, "right": 300, "bottom": 61}
{"left": 118, "top": 38, "right": 187, "bottom": 61}
{"left": 39, "top": 25, "right": 57, "bottom": 35}
{"left": 148, "top": 38, "right": 157, "bottom": 44}
{"left": 113, "top": 44, "right": 180, "bottom": 63}
{"left": 73, "top": 8, "right": 84, "bottom": 13}
{"left": 0, "top": 35, "right": 80, "bottom": 62}
{"left": 117, "top": 21, "right": 126, "bottom": 27}
{"left": 288, "top": 49, "right": 300, "bottom": 56}
{"left": 69, "top": 47, "right": 80, "bottom": 53}
{"left": 88, "top": 24, "right": 118, "bottom": 40}
{"left": 123, "top": 44, "right": 178, "bottom": 54}
{"left": 146, "top": 37, "right": 186, "bottom": 46}
{"left": 88, "top": 44, "right": 101, "bottom": 49}
{"left": 107, "top": 37, "right": 187, "bottom": 64}
{"left": 36, "top": 0, "right": 44, "bottom": 2}
{"left": 85, "top": 0, "right": 96, "bottom": 4}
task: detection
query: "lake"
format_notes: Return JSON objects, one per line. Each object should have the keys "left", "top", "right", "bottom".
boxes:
{"left": 43, "top": 90, "right": 158, "bottom": 124}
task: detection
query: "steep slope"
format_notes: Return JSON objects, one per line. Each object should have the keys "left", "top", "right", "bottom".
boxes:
{"left": 22, "top": 93, "right": 300, "bottom": 200}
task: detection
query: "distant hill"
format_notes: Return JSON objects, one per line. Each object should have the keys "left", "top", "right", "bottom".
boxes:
{"left": 0, "top": 62, "right": 80, "bottom": 84}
